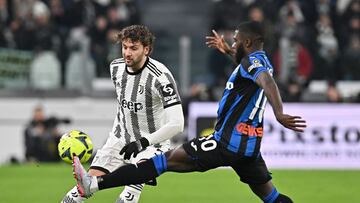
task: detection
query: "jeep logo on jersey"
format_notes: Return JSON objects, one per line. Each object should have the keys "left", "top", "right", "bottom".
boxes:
{"left": 121, "top": 99, "right": 143, "bottom": 112}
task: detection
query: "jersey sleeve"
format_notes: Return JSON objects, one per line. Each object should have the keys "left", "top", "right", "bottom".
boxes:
{"left": 109, "top": 58, "right": 125, "bottom": 86}
{"left": 239, "top": 57, "right": 267, "bottom": 82}
{"left": 155, "top": 72, "right": 182, "bottom": 109}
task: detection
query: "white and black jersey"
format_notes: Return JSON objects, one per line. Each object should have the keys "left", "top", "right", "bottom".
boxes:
{"left": 109, "top": 57, "right": 181, "bottom": 148}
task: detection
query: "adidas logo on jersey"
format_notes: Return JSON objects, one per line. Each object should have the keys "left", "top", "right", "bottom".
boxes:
{"left": 121, "top": 99, "right": 143, "bottom": 112}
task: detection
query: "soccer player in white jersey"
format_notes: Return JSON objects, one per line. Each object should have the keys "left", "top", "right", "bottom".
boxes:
{"left": 61, "top": 25, "right": 184, "bottom": 203}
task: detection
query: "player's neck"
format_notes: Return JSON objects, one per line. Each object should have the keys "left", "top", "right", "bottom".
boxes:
{"left": 247, "top": 43, "right": 263, "bottom": 54}
{"left": 128, "top": 56, "right": 148, "bottom": 72}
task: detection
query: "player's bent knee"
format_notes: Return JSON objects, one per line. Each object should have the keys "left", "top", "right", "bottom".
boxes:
{"left": 151, "top": 154, "right": 168, "bottom": 175}
{"left": 136, "top": 158, "right": 148, "bottom": 164}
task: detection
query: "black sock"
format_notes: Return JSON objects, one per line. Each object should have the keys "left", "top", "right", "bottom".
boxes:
{"left": 98, "top": 154, "right": 167, "bottom": 190}
{"left": 263, "top": 187, "right": 293, "bottom": 203}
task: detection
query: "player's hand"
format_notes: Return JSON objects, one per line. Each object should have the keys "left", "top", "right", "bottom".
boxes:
{"left": 276, "top": 114, "right": 307, "bottom": 132}
{"left": 120, "top": 137, "right": 150, "bottom": 160}
{"left": 205, "top": 30, "right": 233, "bottom": 55}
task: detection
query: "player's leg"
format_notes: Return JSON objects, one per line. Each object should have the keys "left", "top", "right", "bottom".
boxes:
{"left": 231, "top": 154, "right": 293, "bottom": 203}
{"left": 249, "top": 181, "right": 293, "bottom": 203}
{"left": 117, "top": 185, "right": 144, "bottom": 203}
{"left": 74, "top": 135, "right": 223, "bottom": 197}
{"left": 97, "top": 144, "right": 199, "bottom": 189}
{"left": 63, "top": 133, "right": 125, "bottom": 202}
{"left": 73, "top": 145, "right": 197, "bottom": 197}
{"left": 116, "top": 146, "right": 165, "bottom": 203}
{"left": 61, "top": 169, "right": 106, "bottom": 203}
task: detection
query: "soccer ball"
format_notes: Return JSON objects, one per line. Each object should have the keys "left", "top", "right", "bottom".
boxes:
{"left": 58, "top": 130, "right": 93, "bottom": 164}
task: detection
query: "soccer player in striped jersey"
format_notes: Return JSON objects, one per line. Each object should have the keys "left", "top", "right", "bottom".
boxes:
{"left": 61, "top": 25, "right": 184, "bottom": 203}
{"left": 73, "top": 21, "right": 306, "bottom": 203}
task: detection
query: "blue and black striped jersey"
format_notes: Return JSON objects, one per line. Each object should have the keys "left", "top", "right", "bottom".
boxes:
{"left": 213, "top": 50, "right": 273, "bottom": 157}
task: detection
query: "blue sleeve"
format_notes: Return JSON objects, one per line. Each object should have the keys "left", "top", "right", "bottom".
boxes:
{"left": 239, "top": 57, "right": 267, "bottom": 82}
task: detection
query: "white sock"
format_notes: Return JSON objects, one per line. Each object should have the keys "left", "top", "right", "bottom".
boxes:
{"left": 61, "top": 186, "right": 85, "bottom": 203}
{"left": 117, "top": 184, "right": 144, "bottom": 203}
{"left": 90, "top": 176, "right": 99, "bottom": 193}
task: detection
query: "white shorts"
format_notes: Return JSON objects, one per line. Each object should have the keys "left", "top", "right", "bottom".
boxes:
{"left": 90, "top": 134, "right": 170, "bottom": 173}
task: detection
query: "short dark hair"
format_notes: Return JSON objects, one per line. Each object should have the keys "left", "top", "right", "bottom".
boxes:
{"left": 237, "top": 21, "right": 265, "bottom": 42}
{"left": 117, "top": 25, "right": 155, "bottom": 54}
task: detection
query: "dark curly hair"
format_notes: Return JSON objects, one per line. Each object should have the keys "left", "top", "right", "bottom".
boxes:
{"left": 237, "top": 21, "right": 265, "bottom": 43}
{"left": 117, "top": 25, "right": 155, "bottom": 55}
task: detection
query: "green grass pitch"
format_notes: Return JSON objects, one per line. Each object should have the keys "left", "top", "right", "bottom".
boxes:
{"left": 0, "top": 163, "right": 359, "bottom": 203}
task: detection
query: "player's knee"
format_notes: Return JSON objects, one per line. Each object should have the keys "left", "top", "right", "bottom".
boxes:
{"left": 151, "top": 154, "right": 167, "bottom": 175}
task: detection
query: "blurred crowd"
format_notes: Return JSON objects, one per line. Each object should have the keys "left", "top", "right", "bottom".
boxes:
{"left": 0, "top": 0, "right": 359, "bottom": 102}
{"left": 0, "top": 0, "right": 141, "bottom": 88}
{"left": 205, "top": 0, "right": 360, "bottom": 103}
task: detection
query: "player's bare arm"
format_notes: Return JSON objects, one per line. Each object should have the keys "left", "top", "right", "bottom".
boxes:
{"left": 205, "top": 30, "right": 237, "bottom": 64}
{"left": 255, "top": 71, "right": 307, "bottom": 132}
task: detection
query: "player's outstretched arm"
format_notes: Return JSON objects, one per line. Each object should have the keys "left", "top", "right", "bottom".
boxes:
{"left": 120, "top": 104, "right": 184, "bottom": 160}
{"left": 205, "top": 30, "right": 237, "bottom": 64}
{"left": 255, "top": 71, "right": 307, "bottom": 132}
{"left": 143, "top": 104, "right": 184, "bottom": 145}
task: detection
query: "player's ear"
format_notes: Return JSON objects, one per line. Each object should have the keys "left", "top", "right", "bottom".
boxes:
{"left": 144, "top": 46, "right": 151, "bottom": 56}
{"left": 245, "top": 38, "right": 252, "bottom": 48}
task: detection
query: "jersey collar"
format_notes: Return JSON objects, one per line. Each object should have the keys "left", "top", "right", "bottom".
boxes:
{"left": 249, "top": 50, "right": 265, "bottom": 56}
{"left": 126, "top": 57, "right": 149, "bottom": 75}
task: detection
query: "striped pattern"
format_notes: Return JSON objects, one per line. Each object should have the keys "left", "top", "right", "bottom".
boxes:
{"left": 109, "top": 57, "right": 181, "bottom": 147}
{"left": 111, "top": 58, "right": 125, "bottom": 65}
{"left": 128, "top": 184, "right": 144, "bottom": 192}
{"left": 147, "top": 60, "right": 163, "bottom": 77}
{"left": 145, "top": 74, "right": 156, "bottom": 134}
{"left": 214, "top": 51, "right": 273, "bottom": 157}
{"left": 129, "top": 73, "right": 142, "bottom": 141}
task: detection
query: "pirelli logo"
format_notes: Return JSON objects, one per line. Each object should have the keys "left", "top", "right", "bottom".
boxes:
{"left": 236, "top": 122, "right": 263, "bottom": 137}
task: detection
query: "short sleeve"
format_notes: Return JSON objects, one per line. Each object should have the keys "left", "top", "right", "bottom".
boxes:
{"left": 239, "top": 57, "right": 267, "bottom": 82}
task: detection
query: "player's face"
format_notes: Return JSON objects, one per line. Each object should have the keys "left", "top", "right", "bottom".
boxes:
{"left": 122, "top": 39, "right": 150, "bottom": 68}
{"left": 232, "top": 30, "right": 246, "bottom": 64}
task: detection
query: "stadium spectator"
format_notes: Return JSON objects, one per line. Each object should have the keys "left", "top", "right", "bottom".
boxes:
{"left": 32, "top": 1, "right": 59, "bottom": 52}
{"left": 273, "top": 36, "right": 313, "bottom": 102}
{"left": 247, "top": 4, "right": 276, "bottom": 56}
{"left": 1, "top": 0, "right": 359, "bottom": 102}
{"left": 315, "top": 13, "right": 339, "bottom": 80}
{"left": 207, "top": 0, "right": 246, "bottom": 87}
{"left": 326, "top": 80, "right": 343, "bottom": 103}
{"left": 89, "top": 16, "right": 109, "bottom": 77}
{"left": 279, "top": 0, "right": 305, "bottom": 25}
{"left": 182, "top": 82, "right": 217, "bottom": 118}
{"left": 342, "top": 34, "right": 360, "bottom": 80}
{"left": 73, "top": 21, "right": 306, "bottom": 203}
{"left": 338, "top": 0, "right": 360, "bottom": 49}
{"left": 61, "top": 25, "right": 184, "bottom": 203}
{"left": 24, "top": 105, "right": 71, "bottom": 162}
{"left": 113, "top": 0, "right": 141, "bottom": 27}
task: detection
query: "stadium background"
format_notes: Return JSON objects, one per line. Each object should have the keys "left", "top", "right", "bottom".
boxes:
{"left": 0, "top": 0, "right": 359, "bottom": 202}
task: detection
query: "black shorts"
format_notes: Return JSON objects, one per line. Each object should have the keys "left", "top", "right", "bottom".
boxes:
{"left": 182, "top": 134, "right": 272, "bottom": 185}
